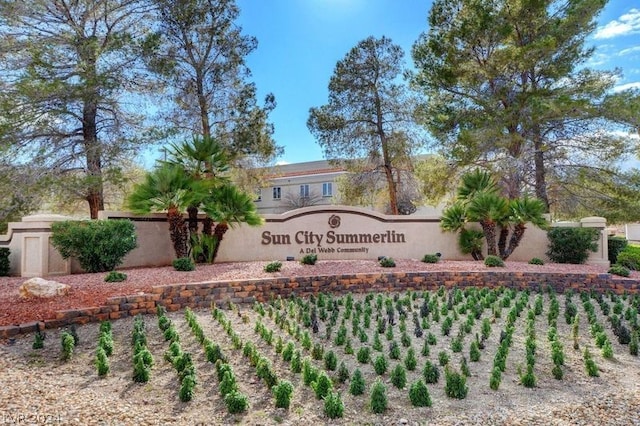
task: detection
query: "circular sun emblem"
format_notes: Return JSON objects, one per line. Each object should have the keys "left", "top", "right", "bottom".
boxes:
{"left": 328, "top": 214, "right": 341, "bottom": 229}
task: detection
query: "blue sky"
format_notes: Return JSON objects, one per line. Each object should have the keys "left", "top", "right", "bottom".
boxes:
{"left": 235, "top": 1, "right": 640, "bottom": 165}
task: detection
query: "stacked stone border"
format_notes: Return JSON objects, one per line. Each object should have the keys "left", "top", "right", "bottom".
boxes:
{"left": 2, "top": 271, "right": 639, "bottom": 339}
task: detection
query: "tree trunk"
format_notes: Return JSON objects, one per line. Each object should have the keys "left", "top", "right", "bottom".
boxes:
{"left": 167, "top": 207, "right": 188, "bottom": 259}
{"left": 80, "top": 37, "right": 104, "bottom": 219}
{"left": 187, "top": 205, "right": 199, "bottom": 238}
{"left": 480, "top": 221, "right": 498, "bottom": 256}
{"left": 202, "top": 217, "right": 213, "bottom": 236}
{"left": 211, "top": 222, "right": 229, "bottom": 262}
{"left": 498, "top": 227, "right": 509, "bottom": 259}
{"left": 503, "top": 223, "right": 526, "bottom": 260}
{"left": 533, "top": 125, "right": 550, "bottom": 211}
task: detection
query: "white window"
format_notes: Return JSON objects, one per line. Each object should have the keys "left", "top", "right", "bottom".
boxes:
{"left": 300, "top": 184, "right": 310, "bottom": 198}
{"left": 322, "top": 182, "right": 333, "bottom": 197}
{"left": 254, "top": 188, "right": 262, "bottom": 202}
{"left": 272, "top": 187, "right": 281, "bottom": 200}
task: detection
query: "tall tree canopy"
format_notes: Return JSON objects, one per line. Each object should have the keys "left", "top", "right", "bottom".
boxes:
{"left": 412, "top": 0, "right": 640, "bottom": 216}
{"left": 145, "top": 0, "right": 280, "bottom": 166}
{"left": 0, "top": 0, "right": 155, "bottom": 218}
{"left": 308, "top": 36, "right": 422, "bottom": 215}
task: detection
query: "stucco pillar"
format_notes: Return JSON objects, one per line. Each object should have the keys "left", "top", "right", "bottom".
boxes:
{"left": 580, "top": 216, "right": 609, "bottom": 268}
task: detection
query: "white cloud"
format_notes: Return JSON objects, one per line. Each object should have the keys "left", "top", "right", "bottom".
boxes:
{"left": 595, "top": 8, "right": 640, "bottom": 39}
{"left": 613, "top": 82, "right": 640, "bottom": 92}
{"left": 275, "top": 160, "right": 290, "bottom": 166}
{"left": 619, "top": 45, "right": 640, "bottom": 56}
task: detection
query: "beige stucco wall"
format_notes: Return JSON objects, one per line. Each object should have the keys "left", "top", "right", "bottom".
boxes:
{"left": 103, "top": 206, "right": 557, "bottom": 265}
{"left": 0, "top": 207, "right": 608, "bottom": 276}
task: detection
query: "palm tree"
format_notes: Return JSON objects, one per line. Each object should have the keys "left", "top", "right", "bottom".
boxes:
{"left": 440, "top": 202, "right": 485, "bottom": 260}
{"left": 164, "top": 136, "right": 230, "bottom": 238}
{"left": 466, "top": 191, "right": 509, "bottom": 257}
{"left": 457, "top": 169, "right": 499, "bottom": 200}
{"left": 502, "top": 196, "right": 548, "bottom": 259}
{"left": 201, "top": 184, "right": 263, "bottom": 262}
{"left": 127, "top": 164, "right": 209, "bottom": 259}
{"left": 459, "top": 228, "right": 485, "bottom": 261}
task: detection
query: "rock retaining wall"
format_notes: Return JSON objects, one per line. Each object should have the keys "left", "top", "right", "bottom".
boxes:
{"left": 1, "top": 271, "right": 638, "bottom": 339}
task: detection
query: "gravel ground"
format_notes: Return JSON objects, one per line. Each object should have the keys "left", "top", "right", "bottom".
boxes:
{"left": 0, "top": 259, "right": 633, "bottom": 326}
{"left": 1, "top": 289, "right": 639, "bottom": 425}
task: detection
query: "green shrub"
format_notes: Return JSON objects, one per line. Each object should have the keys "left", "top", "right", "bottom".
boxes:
{"left": 32, "top": 330, "right": 45, "bottom": 350}
{"left": 337, "top": 361, "right": 350, "bottom": 383}
{"left": 484, "top": 255, "right": 505, "bottom": 267}
{"left": 617, "top": 246, "right": 640, "bottom": 270}
{"left": 520, "top": 364, "right": 536, "bottom": 388}
{"left": 390, "top": 364, "right": 407, "bottom": 389}
{"left": 608, "top": 236, "right": 628, "bottom": 265}
{"left": 104, "top": 271, "right": 127, "bottom": 282}
{"left": 290, "top": 350, "right": 302, "bottom": 373}
{"left": 404, "top": 347, "right": 418, "bottom": 371}
{"left": 0, "top": 247, "right": 9, "bottom": 276}
{"left": 373, "top": 354, "right": 388, "bottom": 375}
{"left": 324, "top": 350, "right": 338, "bottom": 371}
{"left": 349, "top": 369, "right": 366, "bottom": 396}
{"left": 584, "top": 348, "right": 599, "bottom": 377}
{"left": 546, "top": 227, "right": 599, "bottom": 264}
{"left": 438, "top": 351, "right": 450, "bottom": 367}
{"left": 609, "top": 264, "right": 630, "bottom": 277}
{"left": 409, "top": 379, "right": 432, "bottom": 407}
{"left": 444, "top": 367, "right": 468, "bottom": 399}
{"left": 528, "top": 257, "right": 544, "bottom": 265}
{"left": 378, "top": 257, "right": 396, "bottom": 267}
{"left": 357, "top": 346, "right": 370, "bottom": 364}
{"left": 264, "top": 261, "right": 282, "bottom": 272}
{"left": 300, "top": 254, "right": 318, "bottom": 265}
{"left": 133, "top": 355, "right": 151, "bottom": 383}
{"left": 370, "top": 378, "right": 388, "bottom": 413}
{"left": 51, "top": 220, "right": 137, "bottom": 273}
{"left": 273, "top": 380, "right": 294, "bottom": 409}
{"left": 422, "top": 361, "right": 440, "bottom": 386}
{"left": 179, "top": 374, "right": 196, "bottom": 402}
{"left": 61, "top": 332, "right": 75, "bottom": 361}
{"left": 312, "top": 371, "right": 333, "bottom": 399}
{"left": 224, "top": 390, "right": 249, "bottom": 414}
{"left": 469, "top": 340, "right": 481, "bottom": 362}
{"left": 324, "top": 391, "right": 345, "bottom": 419}
{"left": 173, "top": 257, "right": 195, "bottom": 271}
{"left": 95, "top": 346, "right": 110, "bottom": 377}
{"left": 630, "top": 332, "right": 638, "bottom": 356}
{"left": 302, "top": 358, "right": 318, "bottom": 386}
{"left": 422, "top": 253, "right": 439, "bottom": 264}
{"left": 489, "top": 367, "right": 501, "bottom": 390}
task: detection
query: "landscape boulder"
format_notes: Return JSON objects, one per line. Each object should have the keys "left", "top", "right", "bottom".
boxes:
{"left": 19, "top": 277, "right": 70, "bottom": 299}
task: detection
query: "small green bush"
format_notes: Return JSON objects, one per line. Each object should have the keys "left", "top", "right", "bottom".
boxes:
{"left": 421, "top": 253, "right": 439, "bottom": 264}
{"left": 273, "top": 380, "right": 294, "bottom": 409}
{"left": 390, "top": 364, "right": 407, "bottom": 389}
{"left": 349, "top": 369, "right": 366, "bottom": 396}
{"left": 409, "top": 379, "right": 432, "bottom": 407}
{"left": 370, "top": 378, "right": 388, "bottom": 413}
{"left": 546, "top": 227, "right": 599, "bottom": 264}
{"left": 378, "top": 257, "right": 396, "bottom": 267}
{"left": 609, "top": 264, "right": 631, "bottom": 277}
{"left": 104, "top": 271, "right": 127, "bottom": 282}
{"left": 179, "top": 374, "right": 196, "bottom": 402}
{"left": 423, "top": 360, "right": 440, "bottom": 384}
{"left": 61, "top": 332, "right": 75, "bottom": 361}
{"left": 173, "top": 257, "right": 195, "bottom": 271}
{"left": 484, "top": 255, "right": 505, "bottom": 267}
{"left": 133, "top": 355, "right": 151, "bottom": 383}
{"left": 616, "top": 245, "right": 640, "bottom": 270}
{"left": 95, "top": 346, "right": 110, "bottom": 377}
{"left": 264, "top": 261, "right": 282, "bottom": 272}
{"left": 608, "top": 236, "right": 628, "bottom": 265}
{"left": 224, "top": 390, "right": 249, "bottom": 414}
{"left": 312, "top": 371, "right": 333, "bottom": 399}
{"left": 404, "top": 347, "right": 418, "bottom": 371}
{"left": 528, "top": 257, "right": 544, "bottom": 265}
{"left": 438, "top": 351, "right": 450, "bottom": 367}
{"left": 300, "top": 254, "right": 318, "bottom": 265}
{"left": 357, "top": 346, "right": 370, "bottom": 364}
{"left": 51, "top": 220, "right": 137, "bottom": 273}
{"left": 324, "top": 391, "right": 345, "bottom": 419}
{"left": 0, "top": 247, "right": 10, "bottom": 276}
{"left": 444, "top": 367, "right": 468, "bottom": 399}
{"left": 373, "top": 354, "right": 388, "bottom": 375}
{"left": 32, "top": 330, "right": 45, "bottom": 350}
{"left": 337, "top": 361, "right": 350, "bottom": 383}
{"left": 324, "top": 350, "right": 338, "bottom": 371}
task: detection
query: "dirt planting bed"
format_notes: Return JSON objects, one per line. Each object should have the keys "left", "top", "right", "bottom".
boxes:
{"left": 1, "top": 287, "right": 639, "bottom": 425}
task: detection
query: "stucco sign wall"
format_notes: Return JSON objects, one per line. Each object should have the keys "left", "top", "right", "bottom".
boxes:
{"left": 215, "top": 206, "right": 454, "bottom": 262}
